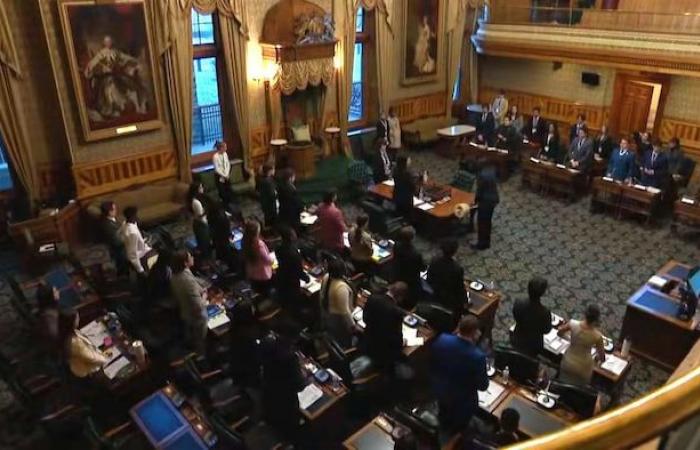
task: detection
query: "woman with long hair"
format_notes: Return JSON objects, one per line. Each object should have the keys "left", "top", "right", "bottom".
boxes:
{"left": 319, "top": 258, "right": 356, "bottom": 348}
{"left": 208, "top": 200, "right": 241, "bottom": 273}
{"left": 558, "top": 304, "right": 606, "bottom": 385}
{"left": 349, "top": 214, "right": 373, "bottom": 275}
{"left": 188, "top": 181, "right": 212, "bottom": 258}
{"left": 58, "top": 308, "right": 108, "bottom": 379}
{"left": 242, "top": 219, "right": 274, "bottom": 295}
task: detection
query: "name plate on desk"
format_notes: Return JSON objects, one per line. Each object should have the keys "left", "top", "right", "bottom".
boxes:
{"left": 530, "top": 157, "right": 541, "bottom": 163}
{"left": 602, "top": 176, "right": 614, "bottom": 182}
{"left": 646, "top": 187, "right": 661, "bottom": 195}
{"left": 555, "top": 164, "right": 566, "bottom": 169}
{"left": 681, "top": 197, "right": 696, "bottom": 205}
{"left": 633, "top": 184, "right": 647, "bottom": 191}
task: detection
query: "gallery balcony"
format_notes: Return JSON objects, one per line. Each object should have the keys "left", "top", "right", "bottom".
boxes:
{"left": 472, "top": 1, "right": 700, "bottom": 76}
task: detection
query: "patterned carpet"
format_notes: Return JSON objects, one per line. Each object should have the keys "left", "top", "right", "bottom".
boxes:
{"left": 1, "top": 149, "right": 699, "bottom": 448}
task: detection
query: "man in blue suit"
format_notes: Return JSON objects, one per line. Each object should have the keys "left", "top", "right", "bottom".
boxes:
{"left": 640, "top": 138, "right": 669, "bottom": 188}
{"left": 606, "top": 137, "right": 636, "bottom": 183}
{"left": 431, "top": 315, "right": 489, "bottom": 433}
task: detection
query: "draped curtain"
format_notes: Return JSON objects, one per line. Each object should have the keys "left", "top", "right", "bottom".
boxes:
{"left": 0, "top": 2, "right": 37, "bottom": 206}
{"left": 154, "top": 0, "right": 250, "bottom": 181}
{"left": 335, "top": 0, "right": 393, "bottom": 156}
{"left": 454, "top": 0, "right": 484, "bottom": 107}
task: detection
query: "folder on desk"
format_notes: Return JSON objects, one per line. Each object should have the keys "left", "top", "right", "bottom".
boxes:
{"left": 298, "top": 384, "right": 324, "bottom": 410}
{"left": 104, "top": 355, "right": 131, "bottom": 380}
{"left": 382, "top": 179, "right": 395, "bottom": 187}
{"left": 600, "top": 354, "right": 628, "bottom": 376}
{"left": 478, "top": 380, "right": 505, "bottom": 410}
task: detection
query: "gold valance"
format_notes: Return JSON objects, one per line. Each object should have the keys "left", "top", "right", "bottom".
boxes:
{"left": 276, "top": 57, "right": 334, "bottom": 95}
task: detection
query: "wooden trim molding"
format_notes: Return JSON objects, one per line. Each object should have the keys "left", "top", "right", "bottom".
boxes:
{"left": 659, "top": 116, "right": 700, "bottom": 157}
{"left": 473, "top": 24, "right": 700, "bottom": 77}
{"left": 72, "top": 146, "right": 178, "bottom": 200}
{"left": 390, "top": 92, "right": 447, "bottom": 125}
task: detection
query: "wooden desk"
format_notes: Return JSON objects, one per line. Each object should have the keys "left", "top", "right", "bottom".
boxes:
{"left": 591, "top": 177, "right": 662, "bottom": 223}
{"left": 297, "top": 353, "right": 349, "bottom": 421}
{"left": 620, "top": 260, "right": 700, "bottom": 371}
{"left": 369, "top": 182, "right": 475, "bottom": 221}
{"left": 672, "top": 197, "right": 700, "bottom": 231}
{"left": 460, "top": 142, "right": 511, "bottom": 180}
{"left": 342, "top": 414, "right": 410, "bottom": 450}
{"left": 521, "top": 158, "right": 586, "bottom": 202}
{"left": 492, "top": 390, "right": 577, "bottom": 439}
{"left": 436, "top": 124, "right": 476, "bottom": 159}
{"left": 464, "top": 280, "right": 502, "bottom": 339}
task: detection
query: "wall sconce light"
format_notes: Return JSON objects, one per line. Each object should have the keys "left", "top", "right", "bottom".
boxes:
{"left": 333, "top": 54, "right": 342, "bottom": 70}
{"left": 263, "top": 61, "right": 279, "bottom": 82}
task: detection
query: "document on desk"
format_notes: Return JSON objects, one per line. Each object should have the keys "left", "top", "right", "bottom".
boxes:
{"left": 681, "top": 197, "right": 696, "bottom": 205}
{"left": 413, "top": 197, "right": 425, "bottom": 207}
{"left": 479, "top": 380, "right": 506, "bottom": 410}
{"left": 352, "top": 307, "right": 366, "bottom": 329}
{"left": 372, "top": 244, "right": 391, "bottom": 261}
{"left": 298, "top": 383, "right": 324, "bottom": 410}
{"left": 208, "top": 312, "right": 231, "bottom": 330}
{"left": 402, "top": 325, "right": 424, "bottom": 347}
{"left": 382, "top": 179, "right": 395, "bottom": 187}
{"left": 417, "top": 202, "right": 435, "bottom": 211}
{"left": 600, "top": 354, "right": 628, "bottom": 376}
{"left": 102, "top": 347, "right": 123, "bottom": 365}
{"left": 104, "top": 355, "right": 131, "bottom": 380}
{"left": 301, "top": 277, "right": 322, "bottom": 294}
{"left": 80, "top": 321, "right": 109, "bottom": 347}
{"left": 300, "top": 212, "right": 318, "bottom": 225}
{"left": 544, "top": 329, "right": 569, "bottom": 354}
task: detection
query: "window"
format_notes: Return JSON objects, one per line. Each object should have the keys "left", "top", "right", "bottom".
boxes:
{"left": 0, "top": 137, "right": 12, "bottom": 192}
{"left": 191, "top": 11, "right": 225, "bottom": 158}
{"left": 349, "top": 8, "right": 372, "bottom": 124}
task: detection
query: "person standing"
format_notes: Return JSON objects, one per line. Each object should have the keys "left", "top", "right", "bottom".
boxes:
{"left": 257, "top": 164, "right": 278, "bottom": 229}
{"left": 316, "top": 190, "right": 347, "bottom": 254}
{"left": 242, "top": 219, "right": 275, "bottom": 296}
{"left": 170, "top": 250, "right": 208, "bottom": 354}
{"left": 427, "top": 238, "right": 466, "bottom": 318}
{"left": 392, "top": 156, "right": 418, "bottom": 219}
{"left": 569, "top": 114, "right": 587, "bottom": 144}
{"left": 506, "top": 105, "right": 524, "bottom": 133}
{"left": 476, "top": 104, "right": 496, "bottom": 146}
{"left": 431, "top": 315, "right": 489, "bottom": 433}
{"left": 558, "top": 305, "right": 606, "bottom": 385}
{"left": 349, "top": 215, "right": 374, "bottom": 275}
{"left": 35, "top": 284, "right": 61, "bottom": 353}
{"left": 119, "top": 206, "right": 152, "bottom": 275}
{"left": 319, "top": 259, "right": 357, "bottom": 348}
{"left": 640, "top": 138, "right": 668, "bottom": 188}
{"left": 188, "top": 181, "right": 212, "bottom": 259}
{"left": 364, "top": 282, "right": 409, "bottom": 372}
{"left": 471, "top": 164, "right": 499, "bottom": 251}
{"left": 387, "top": 107, "right": 402, "bottom": 159}
{"left": 540, "top": 123, "right": 561, "bottom": 163}
{"left": 392, "top": 226, "right": 426, "bottom": 308}
{"left": 606, "top": 137, "right": 636, "bottom": 183}
{"left": 491, "top": 89, "right": 509, "bottom": 125}
{"left": 511, "top": 277, "right": 552, "bottom": 357}
{"left": 212, "top": 141, "right": 233, "bottom": 206}
{"left": 667, "top": 137, "right": 693, "bottom": 190}
{"left": 373, "top": 138, "right": 393, "bottom": 184}
{"left": 276, "top": 226, "right": 310, "bottom": 312}
{"left": 522, "top": 107, "right": 547, "bottom": 145}
{"left": 376, "top": 111, "right": 390, "bottom": 143}
{"left": 567, "top": 126, "right": 594, "bottom": 173}
{"left": 208, "top": 201, "right": 240, "bottom": 273}
{"left": 277, "top": 168, "right": 304, "bottom": 232}
{"left": 594, "top": 125, "right": 614, "bottom": 161}
{"left": 98, "top": 201, "right": 128, "bottom": 276}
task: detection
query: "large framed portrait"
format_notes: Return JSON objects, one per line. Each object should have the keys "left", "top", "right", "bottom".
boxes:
{"left": 58, "top": 0, "right": 163, "bottom": 142}
{"left": 401, "top": 0, "right": 441, "bottom": 86}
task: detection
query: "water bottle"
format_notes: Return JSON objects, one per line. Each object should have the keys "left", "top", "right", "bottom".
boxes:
{"left": 503, "top": 366, "right": 510, "bottom": 385}
{"left": 621, "top": 338, "right": 632, "bottom": 358}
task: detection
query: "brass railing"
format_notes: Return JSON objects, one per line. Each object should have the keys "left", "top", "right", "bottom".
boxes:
{"left": 485, "top": 5, "right": 700, "bottom": 34}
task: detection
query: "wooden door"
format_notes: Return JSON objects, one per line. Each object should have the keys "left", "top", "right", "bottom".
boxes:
{"left": 617, "top": 81, "right": 654, "bottom": 138}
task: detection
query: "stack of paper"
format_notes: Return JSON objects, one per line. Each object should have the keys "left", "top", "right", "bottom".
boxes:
{"left": 104, "top": 355, "right": 131, "bottom": 380}
{"left": 298, "top": 384, "right": 324, "bottom": 410}
{"left": 300, "top": 212, "right": 318, "bottom": 225}
{"left": 648, "top": 275, "right": 668, "bottom": 290}
{"left": 544, "top": 329, "right": 569, "bottom": 354}
{"left": 208, "top": 312, "right": 231, "bottom": 330}
{"left": 417, "top": 203, "right": 435, "bottom": 211}
{"left": 382, "top": 179, "right": 395, "bottom": 187}
{"left": 343, "top": 232, "right": 350, "bottom": 248}
{"left": 372, "top": 244, "right": 391, "bottom": 261}
{"left": 402, "top": 325, "right": 424, "bottom": 347}
{"left": 412, "top": 197, "right": 425, "bottom": 206}
{"left": 478, "top": 381, "right": 506, "bottom": 409}
{"left": 80, "top": 321, "right": 110, "bottom": 347}
{"left": 301, "top": 277, "right": 322, "bottom": 294}
{"left": 352, "top": 307, "right": 366, "bottom": 329}
{"left": 600, "top": 354, "right": 628, "bottom": 375}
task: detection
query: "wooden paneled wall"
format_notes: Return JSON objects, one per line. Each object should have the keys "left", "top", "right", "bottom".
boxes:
{"left": 37, "top": 162, "right": 73, "bottom": 202}
{"left": 480, "top": 86, "right": 610, "bottom": 133}
{"left": 659, "top": 117, "right": 700, "bottom": 158}
{"left": 72, "top": 146, "right": 178, "bottom": 200}
{"left": 390, "top": 92, "right": 447, "bottom": 125}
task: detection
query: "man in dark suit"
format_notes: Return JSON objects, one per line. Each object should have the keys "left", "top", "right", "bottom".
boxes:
{"left": 430, "top": 315, "right": 489, "bottom": 433}
{"left": 276, "top": 226, "right": 310, "bottom": 311}
{"left": 392, "top": 155, "right": 418, "bottom": 219}
{"left": 522, "top": 107, "right": 547, "bottom": 145}
{"left": 475, "top": 103, "right": 496, "bottom": 146}
{"left": 392, "top": 226, "right": 426, "bottom": 308}
{"left": 567, "top": 126, "right": 594, "bottom": 173}
{"left": 511, "top": 277, "right": 552, "bottom": 357}
{"left": 277, "top": 168, "right": 304, "bottom": 232}
{"left": 373, "top": 137, "right": 393, "bottom": 184}
{"left": 257, "top": 164, "right": 278, "bottom": 229}
{"left": 569, "top": 114, "right": 587, "bottom": 144}
{"left": 667, "top": 137, "right": 695, "bottom": 190}
{"left": 363, "top": 282, "right": 408, "bottom": 372}
{"left": 427, "top": 238, "right": 466, "bottom": 318}
{"left": 606, "top": 137, "right": 636, "bottom": 183}
{"left": 471, "top": 164, "right": 499, "bottom": 251}
{"left": 98, "top": 201, "right": 128, "bottom": 275}
{"left": 640, "top": 138, "right": 669, "bottom": 188}
{"left": 594, "top": 125, "right": 614, "bottom": 161}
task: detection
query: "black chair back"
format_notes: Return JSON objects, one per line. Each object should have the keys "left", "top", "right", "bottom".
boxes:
{"left": 392, "top": 406, "right": 440, "bottom": 449}
{"left": 323, "top": 336, "right": 353, "bottom": 385}
{"left": 415, "top": 302, "right": 456, "bottom": 334}
{"left": 549, "top": 380, "right": 599, "bottom": 418}
{"left": 493, "top": 346, "right": 540, "bottom": 385}
{"left": 210, "top": 413, "right": 246, "bottom": 450}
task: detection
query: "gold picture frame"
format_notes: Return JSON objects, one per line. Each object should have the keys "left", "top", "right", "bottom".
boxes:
{"left": 58, "top": 0, "right": 163, "bottom": 142}
{"left": 401, "top": 0, "right": 442, "bottom": 86}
